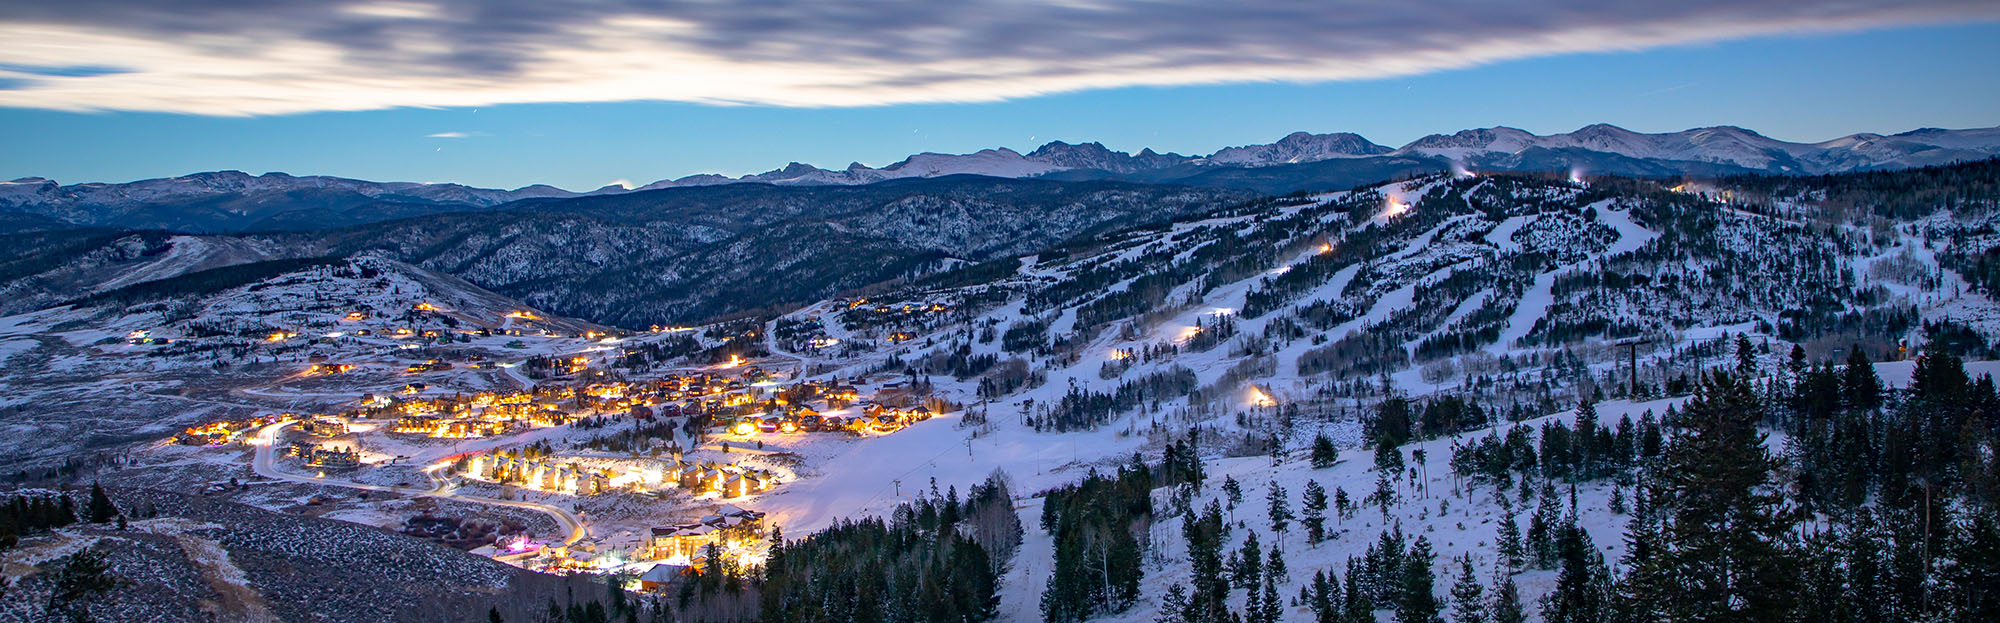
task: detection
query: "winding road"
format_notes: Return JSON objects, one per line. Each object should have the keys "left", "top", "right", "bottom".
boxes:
{"left": 250, "top": 421, "right": 588, "bottom": 555}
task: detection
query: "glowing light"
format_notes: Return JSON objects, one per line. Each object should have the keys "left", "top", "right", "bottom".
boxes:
{"left": 1383, "top": 196, "right": 1409, "bottom": 217}
{"left": 503, "top": 535, "right": 539, "bottom": 553}
{"left": 1319, "top": 242, "right": 1334, "bottom": 254}
{"left": 1247, "top": 386, "right": 1276, "bottom": 408}
{"left": 1178, "top": 325, "right": 1202, "bottom": 342}
{"left": 1569, "top": 167, "right": 1588, "bottom": 185}
{"left": 732, "top": 421, "right": 756, "bottom": 436}
{"left": 723, "top": 355, "right": 744, "bottom": 369}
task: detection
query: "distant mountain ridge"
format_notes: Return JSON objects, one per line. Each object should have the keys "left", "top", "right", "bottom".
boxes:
{"left": 0, "top": 170, "right": 610, "bottom": 232}
{"left": 637, "top": 123, "right": 2000, "bottom": 188}
{"left": 4, "top": 123, "right": 1997, "bottom": 232}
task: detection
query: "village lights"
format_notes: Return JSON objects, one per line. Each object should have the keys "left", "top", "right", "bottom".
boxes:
{"left": 733, "top": 421, "right": 756, "bottom": 436}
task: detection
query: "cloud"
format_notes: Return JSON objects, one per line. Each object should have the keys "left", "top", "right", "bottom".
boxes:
{"left": 0, "top": 0, "right": 1993, "bottom": 115}
{"left": 426, "top": 131, "right": 469, "bottom": 138}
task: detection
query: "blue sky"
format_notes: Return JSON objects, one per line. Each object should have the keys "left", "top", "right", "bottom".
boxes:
{"left": 2, "top": 3, "right": 1997, "bottom": 191}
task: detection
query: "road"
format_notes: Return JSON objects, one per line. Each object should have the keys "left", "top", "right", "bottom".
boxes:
{"left": 250, "top": 421, "right": 588, "bottom": 555}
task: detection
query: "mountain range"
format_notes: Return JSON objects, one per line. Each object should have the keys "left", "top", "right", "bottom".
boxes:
{"left": 4, "top": 123, "right": 1997, "bottom": 233}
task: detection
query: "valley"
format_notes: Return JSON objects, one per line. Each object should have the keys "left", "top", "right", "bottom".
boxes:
{"left": 3, "top": 157, "right": 2000, "bottom": 622}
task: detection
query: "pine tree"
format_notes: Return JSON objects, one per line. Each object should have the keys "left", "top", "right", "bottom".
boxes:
{"left": 1574, "top": 399, "right": 1600, "bottom": 479}
{"left": 1303, "top": 481, "right": 1330, "bottom": 545}
{"left": 1613, "top": 483, "right": 1668, "bottom": 623}
{"left": 1447, "top": 555, "right": 1488, "bottom": 623}
{"left": 1540, "top": 518, "right": 1609, "bottom": 623}
{"left": 1308, "top": 570, "right": 1339, "bottom": 623}
{"left": 1398, "top": 536, "right": 1441, "bottom": 623}
{"left": 1645, "top": 373, "right": 1799, "bottom": 622}
{"left": 1372, "top": 472, "right": 1398, "bottom": 519}
{"left": 1267, "top": 542, "right": 1287, "bottom": 583}
{"left": 1267, "top": 482, "right": 1292, "bottom": 545}
{"left": 1185, "top": 502, "right": 1231, "bottom": 623}
{"left": 46, "top": 547, "right": 118, "bottom": 622}
{"left": 1244, "top": 571, "right": 1264, "bottom": 623}
{"left": 1491, "top": 574, "right": 1526, "bottom": 623}
{"left": 1377, "top": 443, "right": 1406, "bottom": 474}
{"left": 85, "top": 483, "right": 117, "bottom": 524}
{"left": 1733, "top": 334, "right": 1757, "bottom": 377}
{"left": 1224, "top": 477, "right": 1243, "bottom": 520}
{"left": 1259, "top": 565, "right": 1283, "bottom": 623}
{"left": 1312, "top": 433, "right": 1340, "bottom": 469}
{"left": 1528, "top": 486, "right": 1558, "bottom": 569}
{"left": 1156, "top": 584, "right": 1191, "bottom": 623}
{"left": 1941, "top": 511, "right": 2000, "bottom": 623}
{"left": 1496, "top": 512, "right": 1525, "bottom": 572}
{"left": 1841, "top": 346, "right": 1881, "bottom": 412}
{"left": 1234, "top": 531, "right": 1264, "bottom": 594}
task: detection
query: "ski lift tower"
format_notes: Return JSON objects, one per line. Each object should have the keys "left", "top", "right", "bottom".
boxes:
{"left": 1612, "top": 337, "right": 1652, "bottom": 395}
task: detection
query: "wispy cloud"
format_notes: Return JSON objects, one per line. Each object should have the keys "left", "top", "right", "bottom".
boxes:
{"left": 0, "top": 1, "right": 1993, "bottom": 115}
{"left": 426, "top": 131, "right": 469, "bottom": 138}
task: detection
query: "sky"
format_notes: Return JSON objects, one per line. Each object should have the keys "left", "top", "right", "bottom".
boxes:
{"left": 2, "top": 0, "right": 1998, "bottom": 191}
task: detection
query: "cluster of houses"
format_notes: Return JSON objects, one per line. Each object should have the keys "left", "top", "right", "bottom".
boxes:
{"left": 369, "top": 388, "right": 577, "bottom": 439}
{"left": 124, "top": 330, "right": 171, "bottom": 346}
{"left": 392, "top": 417, "right": 511, "bottom": 438}
{"left": 666, "top": 459, "right": 775, "bottom": 498}
{"left": 173, "top": 414, "right": 281, "bottom": 446}
{"left": 722, "top": 398, "right": 933, "bottom": 437}
{"left": 833, "top": 297, "right": 956, "bottom": 336}
{"left": 461, "top": 455, "right": 613, "bottom": 495}
{"left": 301, "top": 417, "right": 348, "bottom": 437}
{"left": 287, "top": 441, "right": 360, "bottom": 469}
{"left": 306, "top": 362, "right": 355, "bottom": 375}
{"left": 404, "top": 359, "right": 455, "bottom": 373}
{"left": 644, "top": 505, "right": 768, "bottom": 576}
{"left": 456, "top": 452, "right": 780, "bottom": 499}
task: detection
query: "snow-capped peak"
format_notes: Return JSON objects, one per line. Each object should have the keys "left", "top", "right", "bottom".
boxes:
{"left": 1206, "top": 131, "right": 1392, "bottom": 165}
